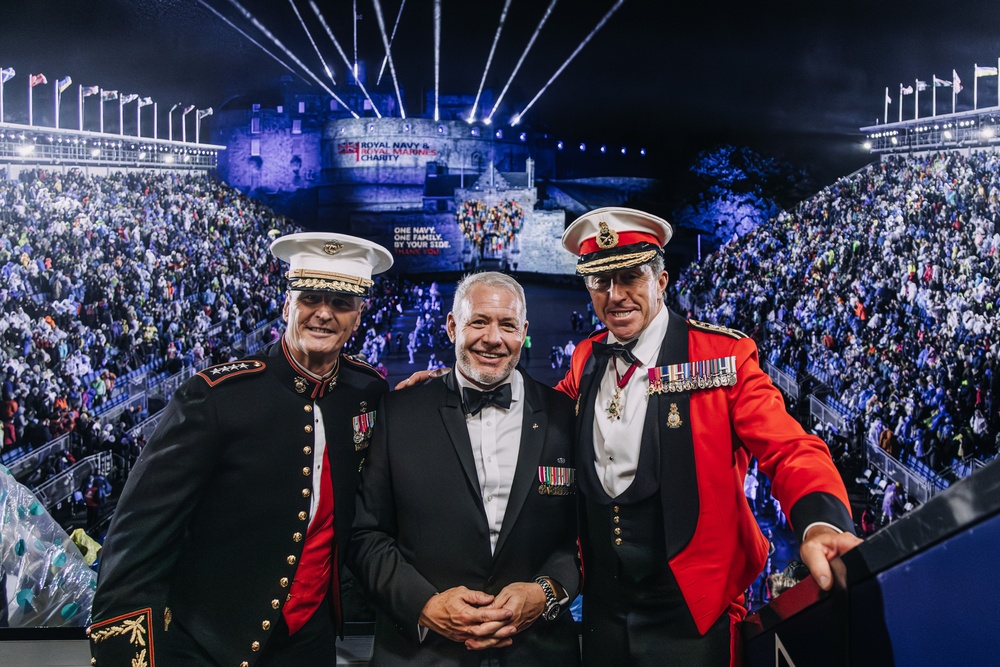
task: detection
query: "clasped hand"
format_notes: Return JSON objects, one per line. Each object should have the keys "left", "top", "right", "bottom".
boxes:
{"left": 418, "top": 582, "right": 546, "bottom": 651}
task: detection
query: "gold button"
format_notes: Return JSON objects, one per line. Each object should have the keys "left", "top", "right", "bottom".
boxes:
{"left": 613, "top": 516, "right": 620, "bottom": 523}
{"left": 613, "top": 505, "right": 620, "bottom": 513}
{"left": 91, "top": 660, "right": 97, "bottom": 667}
{"left": 304, "top": 404, "right": 313, "bottom": 412}
{"left": 286, "top": 594, "right": 292, "bottom": 601}
{"left": 262, "top": 620, "right": 271, "bottom": 631}
{"left": 271, "top": 599, "right": 280, "bottom": 609}
{"left": 298, "top": 511, "right": 308, "bottom": 521}
{"left": 615, "top": 538, "right": 622, "bottom": 546}
{"left": 302, "top": 488, "right": 311, "bottom": 498}
{"left": 287, "top": 555, "right": 297, "bottom": 565}
{"left": 303, "top": 446, "right": 313, "bottom": 455}
{"left": 304, "top": 424, "right": 313, "bottom": 433}
{"left": 280, "top": 577, "right": 289, "bottom": 587}
{"left": 614, "top": 527, "right": 622, "bottom": 535}
{"left": 241, "top": 663, "right": 249, "bottom": 667}
{"left": 293, "top": 532, "right": 303, "bottom": 542}
{"left": 252, "top": 641, "right": 260, "bottom": 651}
{"left": 302, "top": 467, "right": 311, "bottom": 476}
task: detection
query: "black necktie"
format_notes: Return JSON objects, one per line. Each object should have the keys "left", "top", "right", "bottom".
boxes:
{"left": 592, "top": 339, "right": 640, "bottom": 366}
{"left": 463, "top": 384, "right": 513, "bottom": 415}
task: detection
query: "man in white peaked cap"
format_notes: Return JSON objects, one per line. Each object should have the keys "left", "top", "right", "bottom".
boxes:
{"left": 556, "top": 207, "right": 861, "bottom": 666}
{"left": 91, "top": 232, "right": 393, "bottom": 667}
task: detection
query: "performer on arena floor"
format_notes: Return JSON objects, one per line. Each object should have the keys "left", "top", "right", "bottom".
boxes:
{"left": 89, "top": 232, "right": 392, "bottom": 667}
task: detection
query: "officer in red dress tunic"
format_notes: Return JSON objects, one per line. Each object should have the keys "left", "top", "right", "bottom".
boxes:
{"left": 555, "top": 207, "right": 862, "bottom": 667}
{"left": 89, "top": 233, "right": 392, "bottom": 667}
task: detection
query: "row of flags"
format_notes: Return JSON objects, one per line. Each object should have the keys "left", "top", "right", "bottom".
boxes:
{"left": 889, "top": 69, "right": 964, "bottom": 102}
{"left": 883, "top": 61, "right": 1000, "bottom": 123}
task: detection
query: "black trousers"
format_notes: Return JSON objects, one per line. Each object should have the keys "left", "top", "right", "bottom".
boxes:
{"left": 582, "top": 561, "right": 732, "bottom": 667}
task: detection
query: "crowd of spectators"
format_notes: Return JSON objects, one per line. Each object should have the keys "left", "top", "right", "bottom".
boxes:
{"left": 456, "top": 198, "right": 523, "bottom": 258}
{"left": 1, "top": 167, "right": 298, "bottom": 476}
{"left": 671, "top": 151, "right": 1000, "bottom": 487}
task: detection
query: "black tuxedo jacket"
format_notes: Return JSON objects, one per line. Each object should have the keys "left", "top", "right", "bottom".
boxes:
{"left": 349, "top": 368, "right": 581, "bottom": 666}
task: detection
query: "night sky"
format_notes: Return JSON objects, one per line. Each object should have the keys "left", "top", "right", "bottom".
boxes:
{"left": 3, "top": 0, "right": 1000, "bottom": 185}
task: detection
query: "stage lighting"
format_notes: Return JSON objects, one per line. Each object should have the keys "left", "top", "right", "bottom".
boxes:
{"left": 891, "top": 137, "right": 898, "bottom": 145}
{"left": 484, "top": 118, "right": 492, "bottom": 126}
{"left": 557, "top": 141, "right": 564, "bottom": 150}
{"left": 471, "top": 127, "right": 480, "bottom": 136}
{"left": 640, "top": 148, "right": 646, "bottom": 156}
{"left": 621, "top": 147, "right": 627, "bottom": 155}
{"left": 17, "top": 145, "right": 35, "bottom": 156}
{"left": 519, "top": 133, "right": 527, "bottom": 142}
{"left": 438, "top": 125, "right": 446, "bottom": 134}
{"left": 863, "top": 142, "right": 872, "bottom": 150}
{"left": 982, "top": 128, "right": 995, "bottom": 139}
{"left": 164, "top": 155, "right": 175, "bottom": 163}
{"left": 90, "top": 148, "right": 100, "bottom": 157}
{"left": 944, "top": 130, "right": 953, "bottom": 139}
{"left": 579, "top": 143, "right": 586, "bottom": 151}
{"left": 139, "top": 151, "right": 147, "bottom": 159}
{"left": 496, "top": 130, "right": 503, "bottom": 139}
{"left": 600, "top": 145, "right": 606, "bottom": 154}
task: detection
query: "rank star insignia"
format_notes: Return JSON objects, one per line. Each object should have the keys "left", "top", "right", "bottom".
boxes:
{"left": 294, "top": 377, "right": 307, "bottom": 393}
{"left": 666, "top": 403, "right": 683, "bottom": 428}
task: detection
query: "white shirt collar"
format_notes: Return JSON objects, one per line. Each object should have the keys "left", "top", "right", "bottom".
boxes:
{"left": 607, "top": 305, "right": 670, "bottom": 368}
{"left": 454, "top": 367, "right": 523, "bottom": 403}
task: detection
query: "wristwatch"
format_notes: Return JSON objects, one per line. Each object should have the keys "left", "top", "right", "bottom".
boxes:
{"left": 534, "top": 576, "right": 562, "bottom": 621}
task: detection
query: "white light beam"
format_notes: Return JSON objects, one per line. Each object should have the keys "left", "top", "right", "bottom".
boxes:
{"left": 510, "top": 0, "right": 627, "bottom": 125}
{"left": 376, "top": 0, "right": 408, "bottom": 86}
{"left": 287, "top": 0, "right": 336, "bottom": 84}
{"left": 353, "top": 0, "right": 359, "bottom": 79}
{"left": 309, "top": 0, "right": 382, "bottom": 117}
{"left": 219, "top": 0, "right": 358, "bottom": 117}
{"left": 469, "top": 0, "right": 512, "bottom": 123}
{"left": 196, "top": 0, "right": 306, "bottom": 84}
{"left": 371, "top": 0, "right": 406, "bottom": 118}
{"left": 486, "top": 0, "right": 559, "bottom": 124}
{"left": 433, "top": 0, "right": 441, "bottom": 122}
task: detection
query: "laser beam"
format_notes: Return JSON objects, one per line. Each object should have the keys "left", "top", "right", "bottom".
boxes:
{"left": 218, "top": 0, "right": 358, "bottom": 117}
{"left": 372, "top": 0, "right": 406, "bottom": 118}
{"left": 433, "top": 0, "right": 441, "bottom": 122}
{"left": 468, "top": 0, "right": 512, "bottom": 123}
{"left": 197, "top": 0, "right": 306, "bottom": 84}
{"left": 510, "top": 0, "right": 627, "bottom": 126}
{"left": 309, "top": 0, "right": 382, "bottom": 117}
{"left": 376, "top": 0, "right": 407, "bottom": 86}
{"left": 287, "top": 0, "right": 336, "bottom": 84}
{"left": 485, "top": 0, "right": 558, "bottom": 125}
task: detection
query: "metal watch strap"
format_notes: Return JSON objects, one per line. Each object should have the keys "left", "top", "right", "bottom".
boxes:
{"left": 534, "top": 576, "right": 560, "bottom": 621}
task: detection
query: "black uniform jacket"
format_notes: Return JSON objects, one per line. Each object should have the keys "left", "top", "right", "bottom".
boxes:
{"left": 349, "top": 368, "right": 581, "bottom": 666}
{"left": 89, "top": 340, "right": 387, "bottom": 667}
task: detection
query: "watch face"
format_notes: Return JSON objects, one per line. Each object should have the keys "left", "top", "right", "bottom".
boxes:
{"left": 543, "top": 604, "right": 561, "bottom": 621}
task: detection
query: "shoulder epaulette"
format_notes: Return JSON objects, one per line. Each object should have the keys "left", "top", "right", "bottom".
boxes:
{"left": 341, "top": 354, "right": 384, "bottom": 380}
{"left": 196, "top": 360, "right": 266, "bottom": 387}
{"left": 688, "top": 319, "right": 748, "bottom": 340}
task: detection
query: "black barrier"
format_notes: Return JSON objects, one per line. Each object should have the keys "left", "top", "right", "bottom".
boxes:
{"left": 742, "top": 459, "right": 1000, "bottom": 666}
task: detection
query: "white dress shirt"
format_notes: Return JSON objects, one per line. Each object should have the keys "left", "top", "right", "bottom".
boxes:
{"left": 456, "top": 370, "right": 525, "bottom": 554}
{"left": 593, "top": 306, "right": 670, "bottom": 498}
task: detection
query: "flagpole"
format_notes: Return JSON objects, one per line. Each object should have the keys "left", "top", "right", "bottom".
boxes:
{"left": 915, "top": 79, "right": 919, "bottom": 120}
{"left": 54, "top": 80, "right": 59, "bottom": 129}
{"left": 899, "top": 85, "right": 903, "bottom": 123}
{"left": 154, "top": 102, "right": 158, "bottom": 140}
{"left": 28, "top": 77, "right": 33, "bottom": 126}
{"left": 953, "top": 71, "right": 957, "bottom": 114}
{"left": 119, "top": 98, "right": 124, "bottom": 135}
{"left": 0, "top": 78, "right": 4, "bottom": 124}
{"left": 78, "top": 85, "right": 83, "bottom": 130}
{"left": 974, "top": 64, "right": 979, "bottom": 110}
{"left": 932, "top": 76, "right": 937, "bottom": 117}
{"left": 100, "top": 89, "right": 105, "bottom": 133}
{"left": 884, "top": 86, "right": 889, "bottom": 124}
{"left": 137, "top": 103, "right": 141, "bottom": 137}
{"left": 997, "top": 57, "right": 999, "bottom": 108}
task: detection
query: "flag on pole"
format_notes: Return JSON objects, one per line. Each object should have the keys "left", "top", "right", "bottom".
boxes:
{"left": 138, "top": 96, "right": 153, "bottom": 107}
{"left": 954, "top": 70, "right": 964, "bottom": 93}
{"left": 885, "top": 89, "right": 892, "bottom": 104}
{"left": 29, "top": 73, "right": 48, "bottom": 87}
{"left": 900, "top": 84, "right": 914, "bottom": 95}
{"left": 81, "top": 85, "right": 100, "bottom": 97}
{"left": 975, "top": 65, "right": 999, "bottom": 77}
{"left": 121, "top": 93, "right": 138, "bottom": 104}
{"left": 933, "top": 75, "right": 952, "bottom": 87}
{"left": 916, "top": 80, "right": 928, "bottom": 92}
{"left": 56, "top": 76, "right": 73, "bottom": 94}
{"left": 197, "top": 107, "right": 214, "bottom": 120}
{"left": 0, "top": 68, "right": 14, "bottom": 84}
{"left": 183, "top": 104, "right": 196, "bottom": 114}
{"left": 102, "top": 90, "right": 119, "bottom": 101}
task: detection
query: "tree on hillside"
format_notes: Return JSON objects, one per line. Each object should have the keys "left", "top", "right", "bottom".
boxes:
{"left": 673, "top": 145, "right": 816, "bottom": 250}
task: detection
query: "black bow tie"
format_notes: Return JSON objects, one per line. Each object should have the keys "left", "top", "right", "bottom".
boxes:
{"left": 463, "top": 384, "right": 513, "bottom": 415}
{"left": 592, "top": 339, "right": 640, "bottom": 366}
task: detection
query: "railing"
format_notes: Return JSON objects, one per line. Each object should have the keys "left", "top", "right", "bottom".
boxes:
{"left": 808, "top": 395, "right": 846, "bottom": 433}
{"left": 867, "top": 444, "right": 935, "bottom": 505}
{"left": 33, "top": 451, "right": 113, "bottom": 511}
{"left": 4, "top": 433, "right": 72, "bottom": 482}
{"left": 763, "top": 361, "right": 799, "bottom": 400}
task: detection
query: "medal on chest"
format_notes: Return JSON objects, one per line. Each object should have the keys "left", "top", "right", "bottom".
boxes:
{"left": 606, "top": 359, "right": 640, "bottom": 421}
